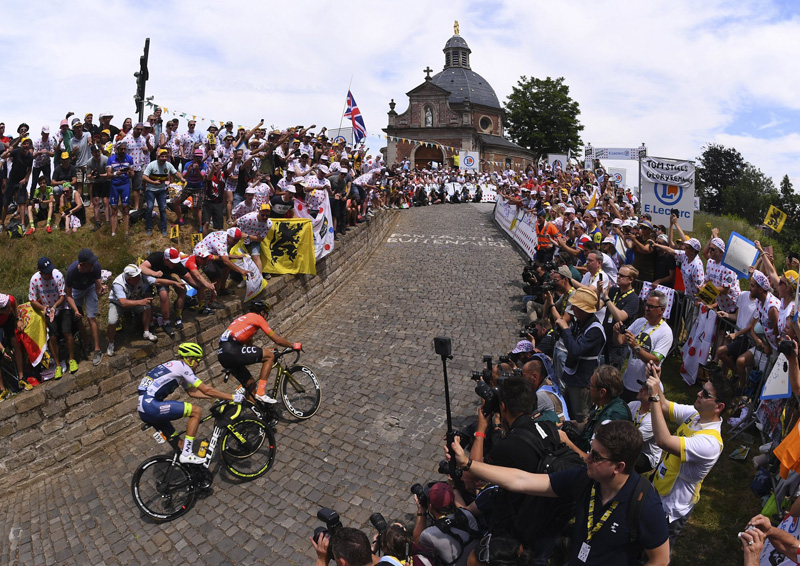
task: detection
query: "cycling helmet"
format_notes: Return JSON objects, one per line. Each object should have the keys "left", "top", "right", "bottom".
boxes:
{"left": 248, "top": 300, "right": 270, "bottom": 315}
{"left": 177, "top": 342, "right": 204, "bottom": 359}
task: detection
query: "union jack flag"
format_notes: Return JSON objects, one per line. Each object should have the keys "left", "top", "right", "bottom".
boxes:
{"left": 344, "top": 90, "right": 366, "bottom": 144}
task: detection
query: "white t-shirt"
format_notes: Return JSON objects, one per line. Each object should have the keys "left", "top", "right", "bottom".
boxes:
{"left": 628, "top": 400, "right": 662, "bottom": 469}
{"left": 654, "top": 403, "right": 723, "bottom": 522}
{"left": 734, "top": 291, "right": 757, "bottom": 330}
{"left": 581, "top": 269, "right": 610, "bottom": 319}
{"left": 622, "top": 317, "right": 674, "bottom": 393}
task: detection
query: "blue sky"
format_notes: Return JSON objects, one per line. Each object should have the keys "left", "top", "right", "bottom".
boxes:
{"left": 1, "top": 0, "right": 798, "bottom": 187}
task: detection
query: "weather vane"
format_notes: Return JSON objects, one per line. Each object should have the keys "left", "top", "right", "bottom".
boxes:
{"left": 454, "top": 20, "right": 459, "bottom": 35}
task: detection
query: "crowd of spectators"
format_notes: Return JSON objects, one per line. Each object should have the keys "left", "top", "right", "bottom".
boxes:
{"left": 308, "top": 161, "right": 800, "bottom": 565}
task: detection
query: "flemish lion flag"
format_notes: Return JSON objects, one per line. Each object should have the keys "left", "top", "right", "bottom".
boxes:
{"left": 260, "top": 218, "right": 316, "bottom": 275}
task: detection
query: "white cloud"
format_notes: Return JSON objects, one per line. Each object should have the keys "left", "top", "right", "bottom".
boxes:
{"left": 0, "top": 0, "right": 798, "bottom": 186}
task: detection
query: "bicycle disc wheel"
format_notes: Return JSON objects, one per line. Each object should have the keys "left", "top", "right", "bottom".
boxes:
{"left": 131, "top": 455, "right": 196, "bottom": 522}
{"left": 281, "top": 365, "right": 321, "bottom": 419}
{"left": 221, "top": 419, "right": 276, "bottom": 480}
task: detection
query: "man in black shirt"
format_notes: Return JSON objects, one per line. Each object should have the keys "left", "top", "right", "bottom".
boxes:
{"left": 139, "top": 247, "right": 189, "bottom": 337}
{"left": 65, "top": 248, "right": 107, "bottom": 367}
{"left": 598, "top": 264, "right": 641, "bottom": 369}
{"left": 1, "top": 136, "right": 33, "bottom": 230}
{"left": 269, "top": 187, "right": 295, "bottom": 218}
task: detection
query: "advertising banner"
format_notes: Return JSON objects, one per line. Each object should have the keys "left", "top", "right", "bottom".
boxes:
{"left": 459, "top": 150, "right": 480, "bottom": 171}
{"left": 493, "top": 196, "right": 537, "bottom": 260}
{"left": 640, "top": 156, "right": 695, "bottom": 231}
{"left": 548, "top": 154, "right": 568, "bottom": 171}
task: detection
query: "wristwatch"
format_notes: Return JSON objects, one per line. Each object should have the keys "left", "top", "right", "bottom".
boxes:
{"left": 633, "top": 346, "right": 641, "bottom": 357}
{"left": 649, "top": 394, "right": 661, "bottom": 402}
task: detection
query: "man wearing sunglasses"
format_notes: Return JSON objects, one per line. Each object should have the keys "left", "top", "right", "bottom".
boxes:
{"left": 645, "top": 360, "right": 734, "bottom": 554}
{"left": 450, "top": 420, "right": 670, "bottom": 565}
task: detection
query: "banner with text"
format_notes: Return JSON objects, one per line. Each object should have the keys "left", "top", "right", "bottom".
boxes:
{"left": 493, "top": 195, "right": 538, "bottom": 260}
{"left": 459, "top": 150, "right": 480, "bottom": 171}
{"left": 640, "top": 156, "right": 695, "bottom": 231}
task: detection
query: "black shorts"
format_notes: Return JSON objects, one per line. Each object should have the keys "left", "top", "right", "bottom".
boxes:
{"left": 5, "top": 181, "right": 26, "bottom": 206}
{"left": 91, "top": 182, "right": 110, "bottom": 199}
{"left": 47, "top": 309, "right": 74, "bottom": 338}
{"left": 727, "top": 333, "right": 752, "bottom": 359}
{"left": 202, "top": 259, "right": 227, "bottom": 282}
{"left": 217, "top": 340, "right": 263, "bottom": 386}
{"left": 203, "top": 201, "right": 224, "bottom": 229}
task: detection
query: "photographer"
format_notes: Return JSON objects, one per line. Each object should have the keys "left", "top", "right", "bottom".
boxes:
{"left": 555, "top": 288, "right": 606, "bottom": 422}
{"left": 598, "top": 265, "right": 641, "bottom": 370}
{"left": 376, "top": 524, "right": 434, "bottom": 566}
{"left": 521, "top": 355, "right": 569, "bottom": 423}
{"left": 413, "top": 482, "right": 482, "bottom": 566}
{"left": 311, "top": 527, "right": 373, "bottom": 566}
{"left": 482, "top": 376, "right": 566, "bottom": 565}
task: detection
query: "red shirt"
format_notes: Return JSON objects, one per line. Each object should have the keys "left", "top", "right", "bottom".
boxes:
{"left": 220, "top": 313, "right": 272, "bottom": 343}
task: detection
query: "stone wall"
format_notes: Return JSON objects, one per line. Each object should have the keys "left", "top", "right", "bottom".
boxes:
{"left": 0, "top": 209, "right": 398, "bottom": 494}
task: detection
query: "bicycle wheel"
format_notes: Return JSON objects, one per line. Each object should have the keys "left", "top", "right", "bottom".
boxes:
{"left": 221, "top": 419, "right": 276, "bottom": 480}
{"left": 131, "top": 455, "right": 197, "bottom": 522}
{"left": 281, "top": 365, "right": 321, "bottom": 419}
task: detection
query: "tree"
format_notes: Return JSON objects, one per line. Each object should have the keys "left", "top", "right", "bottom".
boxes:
{"left": 723, "top": 164, "right": 776, "bottom": 225}
{"left": 504, "top": 76, "right": 584, "bottom": 161}
{"left": 696, "top": 144, "right": 745, "bottom": 215}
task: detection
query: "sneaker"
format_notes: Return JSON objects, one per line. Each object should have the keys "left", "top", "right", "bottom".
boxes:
{"left": 18, "top": 380, "right": 33, "bottom": 391}
{"left": 54, "top": 366, "right": 63, "bottom": 380}
{"left": 255, "top": 393, "right": 279, "bottom": 404}
{"left": 92, "top": 350, "right": 103, "bottom": 366}
{"left": 145, "top": 229, "right": 152, "bottom": 236}
{"left": 143, "top": 330, "right": 158, "bottom": 342}
{"left": 91, "top": 222, "right": 102, "bottom": 233}
{"left": 208, "top": 301, "right": 224, "bottom": 310}
{"left": 162, "top": 322, "right": 175, "bottom": 338}
{"left": 46, "top": 225, "right": 52, "bottom": 233}
{"left": 178, "top": 218, "right": 185, "bottom": 226}
{"left": 0, "top": 390, "right": 8, "bottom": 401}
{"left": 161, "top": 230, "right": 168, "bottom": 237}
{"left": 24, "top": 226, "right": 35, "bottom": 236}
{"left": 106, "top": 343, "right": 115, "bottom": 357}
{"left": 69, "top": 359, "right": 78, "bottom": 373}
{"left": 115, "top": 320, "right": 123, "bottom": 331}
{"left": 198, "top": 306, "right": 214, "bottom": 316}
{"left": 26, "top": 377, "right": 41, "bottom": 387}
{"left": 179, "top": 452, "right": 208, "bottom": 465}
{"left": 237, "top": 280, "right": 246, "bottom": 289}
{"left": 174, "top": 318, "right": 184, "bottom": 331}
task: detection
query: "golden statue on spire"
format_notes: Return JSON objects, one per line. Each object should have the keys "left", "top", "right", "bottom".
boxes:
{"left": 454, "top": 20, "right": 460, "bottom": 35}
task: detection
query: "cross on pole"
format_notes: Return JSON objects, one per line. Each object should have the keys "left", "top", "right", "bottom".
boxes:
{"left": 424, "top": 66, "right": 433, "bottom": 79}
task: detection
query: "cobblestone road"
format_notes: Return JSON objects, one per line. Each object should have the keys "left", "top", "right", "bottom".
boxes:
{"left": 0, "top": 203, "right": 527, "bottom": 566}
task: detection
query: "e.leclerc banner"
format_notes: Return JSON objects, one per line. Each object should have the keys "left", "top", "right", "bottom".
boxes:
{"left": 494, "top": 195, "right": 538, "bottom": 260}
{"left": 640, "top": 156, "right": 695, "bottom": 231}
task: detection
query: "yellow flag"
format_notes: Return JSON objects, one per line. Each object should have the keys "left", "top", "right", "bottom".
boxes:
{"left": 587, "top": 187, "right": 600, "bottom": 210}
{"left": 170, "top": 225, "right": 180, "bottom": 239}
{"left": 764, "top": 205, "right": 787, "bottom": 233}
{"left": 258, "top": 218, "right": 317, "bottom": 275}
{"left": 191, "top": 233, "right": 203, "bottom": 247}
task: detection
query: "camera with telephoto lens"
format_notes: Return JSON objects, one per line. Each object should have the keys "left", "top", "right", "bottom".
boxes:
{"left": 519, "top": 322, "right": 537, "bottom": 338}
{"left": 437, "top": 459, "right": 451, "bottom": 475}
{"left": 313, "top": 507, "right": 343, "bottom": 545}
{"left": 411, "top": 483, "right": 431, "bottom": 508}
{"left": 522, "top": 260, "right": 538, "bottom": 285}
{"left": 778, "top": 339, "right": 795, "bottom": 357}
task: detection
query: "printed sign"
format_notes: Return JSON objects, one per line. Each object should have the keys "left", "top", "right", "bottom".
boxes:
{"left": 762, "top": 353, "right": 792, "bottom": 400}
{"left": 548, "top": 154, "right": 568, "bottom": 171}
{"left": 608, "top": 167, "right": 627, "bottom": 187}
{"left": 764, "top": 205, "right": 787, "bottom": 233}
{"left": 721, "top": 232, "right": 760, "bottom": 280}
{"left": 640, "top": 156, "right": 695, "bottom": 231}
{"left": 191, "top": 233, "right": 203, "bottom": 247}
{"left": 169, "top": 225, "right": 180, "bottom": 239}
{"left": 459, "top": 150, "right": 479, "bottom": 171}
{"left": 494, "top": 195, "right": 538, "bottom": 260}
{"left": 591, "top": 147, "right": 645, "bottom": 160}
{"left": 696, "top": 281, "right": 720, "bottom": 306}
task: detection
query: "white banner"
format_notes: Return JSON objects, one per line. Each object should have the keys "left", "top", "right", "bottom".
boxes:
{"left": 548, "top": 154, "right": 568, "bottom": 171}
{"left": 640, "top": 157, "right": 695, "bottom": 187}
{"left": 326, "top": 127, "right": 353, "bottom": 146}
{"left": 232, "top": 255, "right": 267, "bottom": 302}
{"left": 493, "top": 195, "right": 537, "bottom": 260}
{"left": 459, "top": 150, "right": 479, "bottom": 171}
{"left": 592, "top": 147, "right": 644, "bottom": 160}
{"left": 294, "top": 189, "right": 335, "bottom": 259}
{"left": 640, "top": 156, "right": 696, "bottom": 231}
{"left": 608, "top": 167, "right": 627, "bottom": 187}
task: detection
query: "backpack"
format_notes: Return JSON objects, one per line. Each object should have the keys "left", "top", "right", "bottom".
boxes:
{"left": 507, "top": 422, "right": 585, "bottom": 542}
{"left": 430, "top": 508, "right": 483, "bottom": 566}
{"left": 6, "top": 219, "right": 23, "bottom": 239}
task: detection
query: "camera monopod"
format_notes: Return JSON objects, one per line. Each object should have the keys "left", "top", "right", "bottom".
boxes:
{"left": 434, "top": 337, "right": 466, "bottom": 492}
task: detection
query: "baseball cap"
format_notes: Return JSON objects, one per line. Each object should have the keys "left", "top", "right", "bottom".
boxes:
{"left": 163, "top": 248, "right": 181, "bottom": 264}
{"left": 134, "top": 122, "right": 145, "bottom": 129}
{"left": 78, "top": 248, "right": 97, "bottom": 264}
{"left": 427, "top": 482, "right": 455, "bottom": 512}
{"left": 38, "top": 257, "right": 54, "bottom": 275}
{"left": 259, "top": 203, "right": 271, "bottom": 212}
{"left": 101, "top": 129, "right": 110, "bottom": 135}
{"left": 193, "top": 148, "right": 204, "bottom": 156}
{"left": 245, "top": 186, "right": 256, "bottom": 194}
{"left": 157, "top": 148, "right": 169, "bottom": 155}
{"left": 99, "top": 112, "right": 112, "bottom": 118}
{"left": 0, "top": 294, "right": 9, "bottom": 309}
{"left": 511, "top": 340, "right": 534, "bottom": 354}
{"left": 123, "top": 264, "right": 141, "bottom": 278}
{"left": 225, "top": 121, "right": 233, "bottom": 126}
{"left": 60, "top": 119, "right": 69, "bottom": 127}
{"left": 41, "top": 126, "right": 50, "bottom": 134}
{"left": 752, "top": 270, "right": 771, "bottom": 291}
{"left": 283, "top": 185, "right": 296, "bottom": 193}
{"left": 317, "top": 164, "right": 329, "bottom": 175}
{"left": 710, "top": 237, "right": 725, "bottom": 252}
{"left": 71, "top": 117, "right": 82, "bottom": 127}
{"left": 226, "top": 227, "right": 242, "bottom": 239}
{"left": 602, "top": 236, "right": 616, "bottom": 245}
{"left": 685, "top": 238, "right": 702, "bottom": 251}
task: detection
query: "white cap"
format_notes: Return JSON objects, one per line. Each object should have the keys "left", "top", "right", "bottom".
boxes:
{"left": 123, "top": 264, "right": 141, "bottom": 278}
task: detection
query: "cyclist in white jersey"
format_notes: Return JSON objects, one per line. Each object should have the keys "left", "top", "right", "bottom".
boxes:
{"left": 137, "top": 342, "right": 243, "bottom": 464}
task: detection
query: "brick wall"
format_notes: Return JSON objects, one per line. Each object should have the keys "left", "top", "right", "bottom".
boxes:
{"left": 0, "top": 209, "right": 399, "bottom": 494}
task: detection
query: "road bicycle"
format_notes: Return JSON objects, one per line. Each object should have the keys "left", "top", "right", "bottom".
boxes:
{"left": 224, "top": 347, "right": 322, "bottom": 425}
{"left": 131, "top": 400, "right": 276, "bottom": 522}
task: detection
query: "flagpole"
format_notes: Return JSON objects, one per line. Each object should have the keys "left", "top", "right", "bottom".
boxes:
{"left": 338, "top": 75, "right": 353, "bottom": 140}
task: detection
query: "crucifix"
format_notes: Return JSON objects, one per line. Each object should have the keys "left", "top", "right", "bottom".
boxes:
{"left": 424, "top": 66, "right": 433, "bottom": 79}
